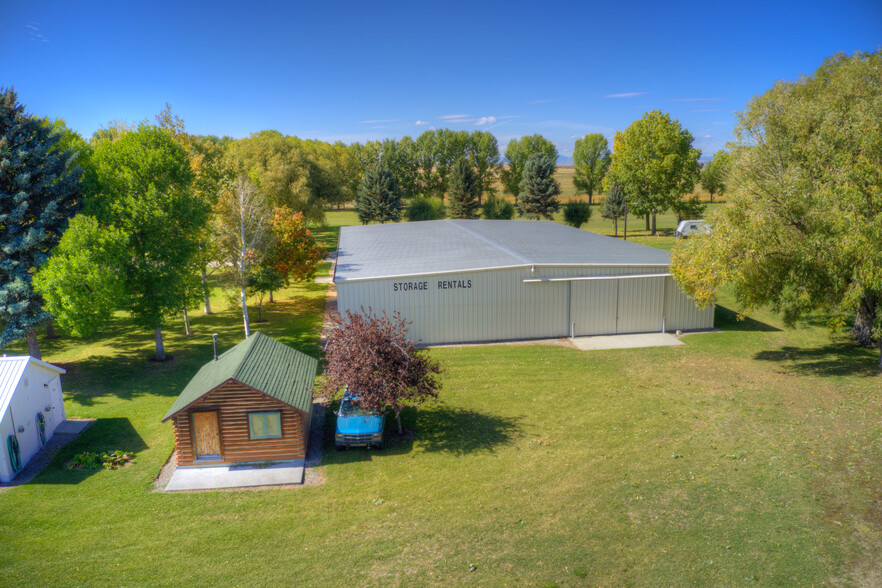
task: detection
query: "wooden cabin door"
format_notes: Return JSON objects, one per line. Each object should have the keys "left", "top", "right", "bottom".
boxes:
{"left": 193, "top": 411, "right": 221, "bottom": 459}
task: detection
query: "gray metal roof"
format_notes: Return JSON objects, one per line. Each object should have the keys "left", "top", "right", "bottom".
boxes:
{"left": 162, "top": 332, "right": 318, "bottom": 421}
{"left": 334, "top": 220, "right": 671, "bottom": 282}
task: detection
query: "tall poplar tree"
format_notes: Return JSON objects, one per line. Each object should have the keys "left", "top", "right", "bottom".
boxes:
{"left": 572, "top": 133, "right": 611, "bottom": 205}
{"left": 517, "top": 153, "right": 560, "bottom": 220}
{"left": 0, "top": 88, "right": 82, "bottom": 358}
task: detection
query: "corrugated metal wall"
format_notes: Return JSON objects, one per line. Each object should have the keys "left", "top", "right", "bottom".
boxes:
{"left": 337, "top": 265, "right": 714, "bottom": 345}
{"left": 663, "top": 277, "right": 715, "bottom": 331}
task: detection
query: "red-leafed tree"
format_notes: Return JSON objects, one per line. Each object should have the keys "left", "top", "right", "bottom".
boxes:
{"left": 322, "top": 309, "right": 442, "bottom": 434}
{"left": 269, "top": 206, "right": 325, "bottom": 285}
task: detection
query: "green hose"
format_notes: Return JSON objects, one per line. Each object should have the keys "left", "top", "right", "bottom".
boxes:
{"left": 37, "top": 413, "right": 46, "bottom": 447}
{"left": 7, "top": 435, "right": 22, "bottom": 473}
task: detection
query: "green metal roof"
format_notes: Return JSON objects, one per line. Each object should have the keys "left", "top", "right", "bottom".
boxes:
{"left": 162, "top": 332, "right": 318, "bottom": 421}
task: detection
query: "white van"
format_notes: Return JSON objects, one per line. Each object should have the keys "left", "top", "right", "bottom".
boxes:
{"left": 675, "top": 220, "right": 710, "bottom": 238}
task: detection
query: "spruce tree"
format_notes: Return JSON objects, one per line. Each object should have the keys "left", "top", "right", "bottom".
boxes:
{"left": 517, "top": 153, "right": 560, "bottom": 220}
{"left": 601, "top": 182, "right": 627, "bottom": 237}
{"left": 0, "top": 88, "right": 82, "bottom": 358}
{"left": 356, "top": 164, "right": 403, "bottom": 223}
{"left": 447, "top": 157, "right": 481, "bottom": 219}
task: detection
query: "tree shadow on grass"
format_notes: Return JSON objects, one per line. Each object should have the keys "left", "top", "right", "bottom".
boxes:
{"left": 716, "top": 305, "right": 782, "bottom": 332}
{"left": 321, "top": 404, "right": 522, "bottom": 463}
{"left": 754, "top": 343, "right": 881, "bottom": 378}
{"left": 59, "top": 351, "right": 191, "bottom": 406}
{"left": 26, "top": 418, "right": 147, "bottom": 486}
{"left": 411, "top": 404, "right": 522, "bottom": 455}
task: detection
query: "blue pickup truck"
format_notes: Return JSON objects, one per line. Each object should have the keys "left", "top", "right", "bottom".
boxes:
{"left": 335, "top": 393, "right": 385, "bottom": 450}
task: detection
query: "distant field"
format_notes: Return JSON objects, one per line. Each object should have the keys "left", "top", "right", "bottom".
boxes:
{"left": 490, "top": 166, "right": 723, "bottom": 206}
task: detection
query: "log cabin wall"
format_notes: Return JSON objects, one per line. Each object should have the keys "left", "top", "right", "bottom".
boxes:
{"left": 173, "top": 380, "right": 309, "bottom": 466}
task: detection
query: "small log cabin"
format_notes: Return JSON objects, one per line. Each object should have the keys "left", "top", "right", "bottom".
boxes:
{"left": 162, "top": 332, "right": 318, "bottom": 467}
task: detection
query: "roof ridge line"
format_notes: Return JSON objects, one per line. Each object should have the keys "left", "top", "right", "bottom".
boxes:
{"left": 448, "top": 220, "right": 533, "bottom": 264}
{"left": 232, "top": 331, "right": 262, "bottom": 379}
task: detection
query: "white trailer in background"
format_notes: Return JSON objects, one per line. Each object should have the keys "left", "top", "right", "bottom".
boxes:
{"left": 0, "top": 356, "right": 66, "bottom": 482}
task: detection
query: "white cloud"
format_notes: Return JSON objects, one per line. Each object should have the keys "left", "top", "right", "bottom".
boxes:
{"left": 415, "top": 120, "right": 429, "bottom": 126}
{"left": 474, "top": 116, "right": 496, "bottom": 126}
{"left": 24, "top": 23, "right": 49, "bottom": 43}
{"left": 603, "top": 92, "right": 646, "bottom": 98}
{"left": 438, "top": 114, "right": 471, "bottom": 120}
{"left": 358, "top": 119, "right": 400, "bottom": 124}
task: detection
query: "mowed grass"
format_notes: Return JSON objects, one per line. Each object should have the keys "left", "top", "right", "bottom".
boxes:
{"left": 0, "top": 211, "right": 881, "bottom": 585}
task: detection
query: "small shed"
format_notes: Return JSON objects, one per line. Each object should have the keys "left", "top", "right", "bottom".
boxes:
{"left": 0, "top": 356, "right": 66, "bottom": 482}
{"left": 162, "top": 332, "right": 318, "bottom": 467}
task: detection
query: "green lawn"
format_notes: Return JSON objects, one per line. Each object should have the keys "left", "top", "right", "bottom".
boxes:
{"left": 0, "top": 211, "right": 880, "bottom": 585}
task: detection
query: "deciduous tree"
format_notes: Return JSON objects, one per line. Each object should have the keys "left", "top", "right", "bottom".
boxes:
{"left": 86, "top": 122, "right": 209, "bottom": 360}
{"left": 247, "top": 264, "right": 286, "bottom": 322}
{"left": 517, "top": 153, "right": 560, "bottom": 220}
{"left": 608, "top": 110, "right": 701, "bottom": 235}
{"left": 482, "top": 195, "right": 515, "bottom": 220}
{"left": 562, "top": 200, "right": 591, "bottom": 228}
{"left": 700, "top": 150, "right": 730, "bottom": 203}
{"left": 671, "top": 50, "right": 882, "bottom": 367}
{"left": 467, "top": 130, "right": 500, "bottom": 202}
{"left": 214, "top": 175, "right": 275, "bottom": 337}
{"left": 0, "top": 88, "right": 83, "bottom": 358}
{"left": 34, "top": 216, "right": 126, "bottom": 338}
{"left": 268, "top": 207, "right": 325, "bottom": 284}
{"left": 322, "top": 309, "right": 442, "bottom": 434}
{"left": 572, "top": 133, "right": 611, "bottom": 205}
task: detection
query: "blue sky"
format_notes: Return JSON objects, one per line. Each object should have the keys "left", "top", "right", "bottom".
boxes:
{"left": 2, "top": 0, "right": 880, "bottom": 160}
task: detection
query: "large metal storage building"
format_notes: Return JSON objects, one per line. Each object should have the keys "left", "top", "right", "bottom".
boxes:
{"left": 334, "top": 220, "right": 713, "bottom": 345}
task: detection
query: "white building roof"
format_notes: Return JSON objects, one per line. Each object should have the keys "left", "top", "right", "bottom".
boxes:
{"left": 0, "top": 356, "right": 65, "bottom": 419}
{"left": 334, "top": 220, "right": 671, "bottom": 282}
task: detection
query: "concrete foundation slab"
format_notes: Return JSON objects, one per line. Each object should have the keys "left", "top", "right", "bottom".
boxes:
{"left": 165, "top": 460, "right": 305, "bottom": 491}
{"left": 570, "top": 333, "right": 684, "bottom": 351}
{"left": 54, "top": 419, "right": 94, "bottom": 435}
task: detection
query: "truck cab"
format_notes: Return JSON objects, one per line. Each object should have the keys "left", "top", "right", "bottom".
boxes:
{"left": 335, "top": 393, "right": 385, "bottom": 450}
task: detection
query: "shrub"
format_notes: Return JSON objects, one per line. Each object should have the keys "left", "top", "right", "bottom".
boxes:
{"left": 67, "top": 450, "right": 136, "bottom": 470}
{"left": 482, "top": 196, "right": 515, "bottom": 220}
{"left": 562, "top": 200, "right": 592, "bottom": 228}
{"left": 405, "top": 197, "right": 446, "bottom": 222}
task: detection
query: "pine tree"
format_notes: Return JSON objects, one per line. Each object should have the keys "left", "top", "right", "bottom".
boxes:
{"left": 517, "top": 153, "right": 560, "bottom": 220}
{"left": 356, "top": 163, "right": 403, "bottom": 224}
{"left": 601, "top": 182, "right": 627, "bottom": 237}
{"left": 447, "top": 158, "right": 481, "bottom": 219}
{"left": 0, "top": 88, "right": 82, "bottom": 358}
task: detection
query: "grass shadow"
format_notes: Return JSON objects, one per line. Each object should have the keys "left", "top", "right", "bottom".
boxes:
{"left": 715, "top": 305, "right": 782, "bottom": 332}
{"left": 754, "top": 343, "right": 881, "bottom": 378}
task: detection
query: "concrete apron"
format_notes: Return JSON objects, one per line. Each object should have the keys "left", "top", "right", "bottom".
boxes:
{"left": 570, "top": 332, "right": 684, "bottom": 351}
{"left": 165, "top": 459, "right": 305, "bottom": 491}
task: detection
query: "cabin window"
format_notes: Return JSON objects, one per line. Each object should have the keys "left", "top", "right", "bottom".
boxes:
{"left": 249, "top": 412, "right": 282, "bottom": 439}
